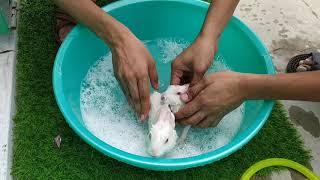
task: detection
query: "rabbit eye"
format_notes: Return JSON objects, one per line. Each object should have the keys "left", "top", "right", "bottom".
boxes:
{"left": 165, "top": 138, "right": 169, "bottom": 143}
{"left": 177, "top": 92, "right": 181, "bottom": 95}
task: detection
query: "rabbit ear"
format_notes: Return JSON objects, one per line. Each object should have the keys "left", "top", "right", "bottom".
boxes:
{"left": 180, "top": 84, "right": 190, "bottom": 93}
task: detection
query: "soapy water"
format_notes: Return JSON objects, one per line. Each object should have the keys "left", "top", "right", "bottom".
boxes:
{"left": 80, "top": 38, "right": 245, "bottom": 158}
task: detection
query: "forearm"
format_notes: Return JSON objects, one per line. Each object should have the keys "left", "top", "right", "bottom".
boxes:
{"left": 199, "top": 0, "right": 240, "bottom": 43}
{"left": 54, "top": 0, "right": 129, "bottom": 48}
{"left": 242, "top": 71, "right": 320, "bottom": 101}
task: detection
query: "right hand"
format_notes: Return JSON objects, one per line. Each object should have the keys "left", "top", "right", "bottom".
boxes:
{"left": 171, "top": 36, "right": 217, "bottom": 86}
{"left": 175, "top": 71, "right": 246, "bottom": 128}
{"left": 111, "top": 31, "right": 158, "bottom": 121}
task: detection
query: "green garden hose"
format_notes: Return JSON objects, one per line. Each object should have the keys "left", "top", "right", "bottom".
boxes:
{"left": 241, "top": 158, "right": 320, "bottom": 180}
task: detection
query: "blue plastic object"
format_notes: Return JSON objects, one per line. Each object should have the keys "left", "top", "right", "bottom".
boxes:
{"left": 0, "top": 8, "right": 9, "bottom": 34}
{"left": 53, "top": 0, "right": 275, "bottom": 171}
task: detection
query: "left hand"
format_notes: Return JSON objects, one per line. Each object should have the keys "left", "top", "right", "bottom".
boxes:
{"left": 111, "top": 29, "right": 158, "bottom": 121}
{"left": 175, "top": 71, "right": 247, "bottom": 128}
{"left": 171, "top": 36, "right": 217, "bottom": 86}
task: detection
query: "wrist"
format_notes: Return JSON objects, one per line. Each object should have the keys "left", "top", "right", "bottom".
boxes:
{"left": 198, "top": 26, "right": 221, "bottom": 46}
{"left": 96, "top": 15, "right": 132, "bottom": 50}
{"left": 195, "top": 33, "right": 218, "bottom": 55}
{"left": 239, "top": 73, "right": 275, "bottom": 100}
{"left": 239, "top": 73, "right": 260, "bottom": 100}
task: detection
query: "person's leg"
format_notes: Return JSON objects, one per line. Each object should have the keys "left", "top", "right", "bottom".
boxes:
{"left": 55, "top": 0, "right": 97, "bottom": 44}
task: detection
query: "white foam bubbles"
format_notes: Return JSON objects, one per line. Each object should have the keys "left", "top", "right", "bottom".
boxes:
{"left": 156, "top": 38, "right": 190, "bottom": 64}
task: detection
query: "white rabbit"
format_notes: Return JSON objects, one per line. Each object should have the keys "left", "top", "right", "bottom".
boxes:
{"left": 160, "top": 84, "right": 189, "bottom": 113}
{"left": 147, "top": 84, "right": 191, "bottom": 157}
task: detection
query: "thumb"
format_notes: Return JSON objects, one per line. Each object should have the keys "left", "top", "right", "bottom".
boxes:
{"left": 170, "top": 59, "right": 185, "bottom": 85}
{"left": 183, "top": 78, "right": 207, "bottom": 102}
{"left": 170, "top": 65, "right": 183, "bottom": 85}
{"left": 175, "top": 99, "right": 201, "bottom": 120}
{"left": 148, "top": 62, "right": 159, "bottom": 89}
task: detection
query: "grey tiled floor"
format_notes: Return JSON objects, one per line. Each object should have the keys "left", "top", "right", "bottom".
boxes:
{"left": 0, "top": 32, "right": 16, "bottom": 180}
{"left": 0, "top": 2, "right": 16, "bottom": 178}
{"left": 235, "top": 0, "right": 320, "bottom": 179}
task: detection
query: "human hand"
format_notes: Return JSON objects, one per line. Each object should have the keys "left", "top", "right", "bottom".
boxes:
{"left": 111, "top": 31, "right": 158, "bottom": 121}
{"left": 175, "top": 71, "right": 246, "bottom": 128}
{"left": 171, "top": 36, "right": 217, "bottom": 86}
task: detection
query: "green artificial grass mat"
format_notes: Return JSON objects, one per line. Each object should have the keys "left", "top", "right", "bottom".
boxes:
{"left": 12, "top": 0, "right": 311, "bottom": 179}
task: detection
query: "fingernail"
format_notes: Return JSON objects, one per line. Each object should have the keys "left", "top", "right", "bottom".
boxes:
{"left": 155, "top": 83, "right": 159, "bottom": 89}
{"left": 180, "top": 93, "right": 189, "bottom": 102}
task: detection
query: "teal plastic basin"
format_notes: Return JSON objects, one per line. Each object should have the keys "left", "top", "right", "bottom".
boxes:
{"left": 0, "top": 8, "right": 9, "bottom": 34}
{"left": 53, "top": 0, "right": 275, "bottom": 171}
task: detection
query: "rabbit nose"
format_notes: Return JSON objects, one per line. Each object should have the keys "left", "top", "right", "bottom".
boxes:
{"left": 151, "top": 148, "right": 159, "bottom": 157}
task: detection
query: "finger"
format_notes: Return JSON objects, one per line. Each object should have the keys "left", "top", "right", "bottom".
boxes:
{"left": 170, "top": 61, "right": 183, "bottom": 85}
{"left": 175, "top": 99, "right": 201, "bottom": 120}
{"left": 148, "top": 62, "right": 159, "bottom": 90}
{"left": 127, "top": 78, "right": 141, "bottom": 116}
{"left": 196, "top": 116, "right": 219, "bottom": 128}
{"left": 179, "top": 111, "right": 206, "bottom": 126}
{"left": 138, "top": 77, "right": 150, "bottom": 121}
{"left": 304, "top": 57, "right": 314, "bottom": 65}
{"left": 171, "top": 70, "right": 183, "bottom": 85}
{"left": 296, "top": 65, "right": 307, "bottom": 72}
{"left": 298, "top": 60, "right": 304, "bottom": 66}
{"left": 115, "top": 70, "right": 133, "bottom": 105}
{"left": 302, "top": 64, "right": 312, "bottom": 71}
{"left": 184, "top": 78, "right": 207, "bottom": 102}
{"left": 119, "top": 80, "right": 132, "bottom": 105}
{"left": 190, "top": 72, "right": 204, "bottom": 87}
